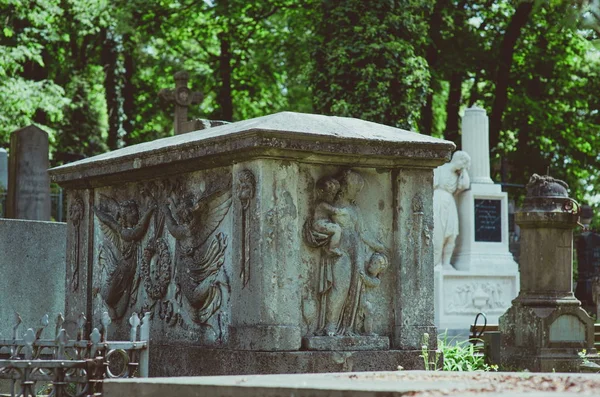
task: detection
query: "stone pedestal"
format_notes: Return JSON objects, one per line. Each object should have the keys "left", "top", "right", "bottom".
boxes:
{"left": 50, "top": 112, "right": 453, "bottom": 375}
{"left": 435, "top": 108, "right": 519, "bottom": 332}
{"left": 500, "top": 174, "right": 598, "bottom": 372}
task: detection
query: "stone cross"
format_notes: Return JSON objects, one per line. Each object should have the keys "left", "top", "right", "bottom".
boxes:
{"left": 159, "top": 71, "right": 203, "bottom": 135}
{"left": 6, "top": 125, "right": 51, "bottom": 220}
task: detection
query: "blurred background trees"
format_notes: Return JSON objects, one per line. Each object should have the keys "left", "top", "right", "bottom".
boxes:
{"left": 1, "top": 0, "right": 600, "bottom": 211}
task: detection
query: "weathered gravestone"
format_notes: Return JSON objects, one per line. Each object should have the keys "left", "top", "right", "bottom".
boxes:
{"left": 49, "top": 112, "right": 454, "bottom": 376}
{"left": 6, "top": 125, "right": 51, "bottom": 220}
{"left": 500, "top": 174, "right": 598, "bottom": 372}
{"left": 434, "top": 107, "right": 519, "bottom": 333}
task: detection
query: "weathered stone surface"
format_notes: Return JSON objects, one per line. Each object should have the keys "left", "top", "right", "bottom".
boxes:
{"left": 49, "top": 112, "right": 454, "bottom": 187}
{"left": 6, "top": 125, "right": 51, "bottom": 220}
{"left": 50, "top": 112, "right": 454, "bottom": 375}
{"left": 104, "top": 371, "right": 600, "bottom": 397}
{"left": 302, "top": 335, "right": 389, "bottom": 351}
{"left": 500, "top": 174, "right": 598, "bottom": 372}
{"left": 149, "top": 346, "right": 428, "bottom": 376}
{"left": 0, "top": 219, "right": 66, "bottom": 336}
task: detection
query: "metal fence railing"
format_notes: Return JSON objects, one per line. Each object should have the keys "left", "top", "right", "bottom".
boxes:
{"left": 0, "top": 312, "right": 150, "bottom": 397}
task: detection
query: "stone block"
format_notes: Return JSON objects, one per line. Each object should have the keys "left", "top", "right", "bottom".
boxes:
{"left": 0, "top": 219, "right": 66, "bottom": 336}
{"left": 49, "top": 112, "right": 454, "bottom": 375}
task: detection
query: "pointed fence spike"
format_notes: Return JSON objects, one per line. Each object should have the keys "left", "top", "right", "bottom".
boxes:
{"left": 56, "top": 329, "right": 67, "bottom": 360}
{"left": 101, "top": 312, "right": 111, "bottom": 342}
{"left": 35, "top": 313, "right": 50, "bottom": 340}
{"left": 12, "top": 312, "right": 22, "bottom": 340}
{"left": 90, "top": 328, "right": 101, "bottom": 358}
{"left": 129, "top": 313, "right": 140, "bottom": 342}
{"left": 139, "top": 312, "right": 151, "bottom": 378}
{"left": 77, "top": 313, "right": 86, "bottom": 341}
{"left": 140, "top": 312, "right": 151, "bottom": 341}
{"left": 23, "top": 329, "right": 35, "bottom": 360}
{"left": 55, "top": 313, "right": 64, "bottom": 338}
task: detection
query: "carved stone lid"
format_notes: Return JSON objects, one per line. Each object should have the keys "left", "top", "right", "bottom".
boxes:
{"left": 49, "top": 111, "right": 455, "bottom": 187}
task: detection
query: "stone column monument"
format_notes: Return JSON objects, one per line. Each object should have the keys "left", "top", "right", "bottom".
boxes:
{"left": 6, "top": 125, "right": 51, "bottom": 220}
{"left": 500, "top": 174, "right": 598, "bottom": 372}
{"left": 49, "top": 111, "right": 454, "bottom": 376}
{"left": 434, "top": 107, "right": 519, "bottom": 333}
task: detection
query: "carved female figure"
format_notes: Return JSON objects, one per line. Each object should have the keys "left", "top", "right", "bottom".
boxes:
{"left": 306, "top": 170, "right": 387, "bottom": 337}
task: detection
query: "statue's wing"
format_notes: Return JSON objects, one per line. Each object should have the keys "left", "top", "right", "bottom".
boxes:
{"left": 95, "top": 194, "right": 122, "bottom": 252}
{"left": 192, "top": 189, "right": 232, "bottom": 246}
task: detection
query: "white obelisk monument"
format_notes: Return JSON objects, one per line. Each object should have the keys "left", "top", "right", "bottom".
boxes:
{"left": 434, "top": 107, "right": 519, "bottom": 333}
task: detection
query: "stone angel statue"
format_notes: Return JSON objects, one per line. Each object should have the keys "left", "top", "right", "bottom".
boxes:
{"left": 163, "top": 188, "right": 232, "bottom": 324}
{"left": 433, "top": 151, "right": 471, "bottom": 270}
{"left": 94, "top": 195, "right": 156, "bottom": 319}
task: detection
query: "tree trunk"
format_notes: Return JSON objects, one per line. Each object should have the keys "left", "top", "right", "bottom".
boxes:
{"left": 218, "top": 32, "right": 234, "bottom": 121}
{"left": 419, "top": 0, "right": 445, "bottom": 135}
{"left": 489, "top": 1, "right": 533, "bottom": 152}
{"left": 122, "top": 35, "right": 136, "bottom": 146}
{"left": 101, "top": 27, "right": 121, "bottom": 150}
{"left": 445, "top": 72, "right": 463, "bottom": 145}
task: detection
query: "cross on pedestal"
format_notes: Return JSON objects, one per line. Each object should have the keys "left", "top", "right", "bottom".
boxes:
{"left": 159, "top": 71, "right": 203, "bottom": 135}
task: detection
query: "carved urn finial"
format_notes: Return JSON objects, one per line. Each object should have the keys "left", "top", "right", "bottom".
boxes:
{"left": 525, "top": 174, "right": 569, "bottom": 198}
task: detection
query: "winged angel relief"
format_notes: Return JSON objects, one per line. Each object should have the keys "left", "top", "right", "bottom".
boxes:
{"left": 94, "top": 197, "right": 155, "bottom": 320}
{"left": 163, "top": 189, "right": 232, "bottom": 324}
{"left": 95, "top": 182, "right": 232, "bottom": 326}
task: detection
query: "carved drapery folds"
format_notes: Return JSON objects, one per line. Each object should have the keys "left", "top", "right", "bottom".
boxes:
{"left": 303, "top": 170, "right": 388, "bottom": 337}
{"left": 94, "top": 176, "right": 232, "bottom": 329}
{"left": 237, "top": 169, "right": 256, "bottom": 288}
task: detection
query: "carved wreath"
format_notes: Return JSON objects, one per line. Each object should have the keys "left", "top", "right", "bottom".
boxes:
{"left": 140, "top": 237, "right": 172, "bottom": 301}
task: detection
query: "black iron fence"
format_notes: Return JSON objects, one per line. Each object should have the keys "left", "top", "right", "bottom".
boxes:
{"left": 0, "top": 312, "right": 150, "bottom": 397}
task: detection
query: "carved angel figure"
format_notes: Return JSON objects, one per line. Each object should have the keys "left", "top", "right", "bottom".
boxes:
{"left": 95, "top": 196, "right": 156, "bottom": 320}
{"left": 163, "top": 188, "right": 232, "bottom": 324}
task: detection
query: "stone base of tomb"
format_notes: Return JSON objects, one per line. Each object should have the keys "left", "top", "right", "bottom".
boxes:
{"left": 302, "top": 335, "right": 390, "bottom": 351}
{"left": 148, "top": 344, "right": 435, "bottom": 376}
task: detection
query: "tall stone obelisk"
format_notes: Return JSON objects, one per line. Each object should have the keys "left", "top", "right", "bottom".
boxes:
{"left": 434, "top": 107, "right": 519, "bottom": 332}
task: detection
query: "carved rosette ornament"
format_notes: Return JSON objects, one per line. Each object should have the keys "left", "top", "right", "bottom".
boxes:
{"left": 69, "top": 195, "right": 84, "bottom": 292}
{"left": 237, "top": 169, "right": 256, "bottom": 288}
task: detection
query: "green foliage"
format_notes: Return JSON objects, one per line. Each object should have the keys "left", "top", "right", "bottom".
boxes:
{"left": 312, "top": 0, "right": 432, "bottom": 130}
{"left": 0, "top": 0, "right": 599, "bottom": 212}
{"left": 439, "top": 334, "right": 497, "bottom": 372}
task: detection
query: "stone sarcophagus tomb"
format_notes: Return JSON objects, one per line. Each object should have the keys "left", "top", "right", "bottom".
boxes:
{"left": 49, "top": 112, "right": 454, "bottom": 376}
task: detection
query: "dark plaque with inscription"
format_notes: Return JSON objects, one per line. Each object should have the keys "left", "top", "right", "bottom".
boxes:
{"left": 474, "top": 199, "right": 502, "bottom": 242}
